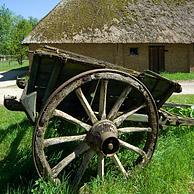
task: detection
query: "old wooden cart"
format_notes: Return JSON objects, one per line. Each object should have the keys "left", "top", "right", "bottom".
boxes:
{"left": 4, "top": 46, "right": 193, "bottom": 187}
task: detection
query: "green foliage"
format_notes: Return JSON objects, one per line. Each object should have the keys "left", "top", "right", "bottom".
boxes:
{"left": 12, "top": 19, "right": 32, "bottom": 64}
{"left": 0, "top": 5, "right": 14, "bottom": 55}
{"left": 31, "top": 178, "right": 71, "bottom": 194}
{"left": 0, "top": 5, "right": 38, "bottom": 64}
{"left": 164, "top": 106, "right": 193, "bottom": 117}
{"left": 28, "top": 16, "right": 38, "bottom": 28}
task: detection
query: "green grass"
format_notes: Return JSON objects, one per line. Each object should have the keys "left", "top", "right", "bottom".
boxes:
{"left": 0, "top": 94, "right": 193, "bottom": 193}
{"left": 161, "top": 72, "right": 194, "bottom": 81}
{"left": 84, "top": 128, "right": 193, "bottom": 194}
{"left": 168, "top": 94, "right": 194, "bottom": 104}
{"left": 0, "top": 60, "right": 29, "bottom": 72}
{"left": 0, "top": 107, "right": 36, "bottom": 193}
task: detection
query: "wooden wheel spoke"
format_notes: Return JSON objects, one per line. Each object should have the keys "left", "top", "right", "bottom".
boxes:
{"left": 99, "top": 80, "right": 108, "bottom": 120}
{"left": 72, "top": 149, "right": 95, "bottom": 188}
{"left": 90, "top": 80, "right": 100, "bottom": 106}
{"left": 75, "top": 88, "right": 98, "bottom": 124}
{"left": 112, "top": 154, "right": 128, "bottom": 178}
{"left": 44, "top": 134, "right": 87, "bottom": 147}
{"left": 51, "top": 143, "right": 89, "bottom": 178}
{"left": 127, "top": 113, "right": 148, "bottom": 123}
{"left": 113, "top": 104, "right": 146, "bottom": 127}
{"left": 118, "top": 127, "right": 152, "bottom": 133}
{"left": 54, "top": 109, "right": 91, "bottom": 131}
{"left": 108, "top": 86, "right": 132, "bottom": 120}
{"left": 119, "top": 139, "right": 148, "bottom": 162}
{"left": 98, "top": 153, "right": 105, "bottom": 179}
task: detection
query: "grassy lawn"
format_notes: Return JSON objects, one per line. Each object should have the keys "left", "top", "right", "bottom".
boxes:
{"left": 161, "top": 72, "right": 194, "bottom": 81}
{"left": 0, "top": 60, "right": 29, "bottom": 72}
{"left": 0, "top": 94, "right": 193, "bottom": 193}
{"left": 168, "top": 94, "right": 194, "bottom": 104}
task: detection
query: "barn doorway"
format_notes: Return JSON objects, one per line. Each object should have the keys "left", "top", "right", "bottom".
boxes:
{"left": 149, "top": 46, "right": 165, "bottom": 73}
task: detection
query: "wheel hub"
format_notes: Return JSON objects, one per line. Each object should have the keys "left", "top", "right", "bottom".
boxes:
{"left": 86, "top": 120, "right": 120, "bottom": 156}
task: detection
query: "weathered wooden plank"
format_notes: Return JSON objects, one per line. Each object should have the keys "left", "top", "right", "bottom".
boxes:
{"left": 108, "top": 86, "right": 132, "bottom": 120}
{"left": 51, "top": 143, "right": 89, "bottom": 178}
{"left": 44, "top": 134, "right": 86, "bottom": 147}
{"left": 119, "top": 139, "right": 147, "bottom": 162}
{"left": 118, "top": 127, "right": 152, "bottom": 133}
{"left": 113, "top": 104, "right": 146, "bottom": 127}
{"left": 54, "top": 109, "right": 91, "bottom": 131}
{"left": 98, "top": 153, "right": 105, "bottom": 179}
{"left": 75, "top": 88, "right": 98, "bottom": 124}
{"left": 99, "top": 80, "right": 108, "bottom": 120}
{"left": 112, "top": 154, "right": 128, "bottom": 178}
{"left": 71, "top": 149, "right": 94, "bottom": 188}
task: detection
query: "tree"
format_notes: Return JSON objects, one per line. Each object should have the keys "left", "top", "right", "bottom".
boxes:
{"left": 28, "top": 16, "right": 38, "bottom": 28}
{"left": 0, "top": 5, "right": 38, "bottom": 64}
{"left": 12, "top": 19, "right": 33, "bottom": 64}
{"left": 0, "top": 5, "right": 14, "bottom": 54}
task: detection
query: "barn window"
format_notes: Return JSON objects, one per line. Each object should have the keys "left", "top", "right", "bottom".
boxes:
{"left": 130, "top": 48, "right": 139, "bottom": 56}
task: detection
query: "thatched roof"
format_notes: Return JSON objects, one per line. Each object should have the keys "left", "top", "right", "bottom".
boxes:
{"left": 23, "top": 0, "right": 194, "bottom": 44}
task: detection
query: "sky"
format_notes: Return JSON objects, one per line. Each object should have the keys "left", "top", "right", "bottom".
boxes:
{"left": 0, "top": 0, "right": 61, "bottom": 19}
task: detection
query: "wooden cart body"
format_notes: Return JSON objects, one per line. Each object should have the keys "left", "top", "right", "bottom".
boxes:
{"left": 6, "top": 46, "right": 181, "bottom": 122}
{"left": 4, "top": 46, "right": 191, "bottom": 189}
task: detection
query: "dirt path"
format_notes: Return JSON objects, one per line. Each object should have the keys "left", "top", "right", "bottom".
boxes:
{"left": 0, "top": 85, "right": 23, "bottom": 105}
{"left": 177, "top": 80, "right": 194, "bottom": 95}
{"left": 0, "top": 70, "right": 26, "bottom": 105}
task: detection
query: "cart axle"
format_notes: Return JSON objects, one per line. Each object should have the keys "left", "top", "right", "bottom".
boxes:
{"left": 86, "top": 120, "right": 120, "bottom": 156}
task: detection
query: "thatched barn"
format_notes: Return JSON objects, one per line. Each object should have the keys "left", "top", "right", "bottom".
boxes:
{"left": 23, "top": 0, "right": 194, "bottom": 73}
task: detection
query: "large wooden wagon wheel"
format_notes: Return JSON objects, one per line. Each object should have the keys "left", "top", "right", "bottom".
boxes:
{"left": 33, "top": 69, "right": 159, "bottom": 188}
